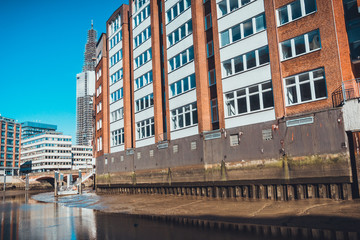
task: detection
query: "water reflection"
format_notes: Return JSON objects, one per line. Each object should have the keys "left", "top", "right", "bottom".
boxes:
{"left": 0, "top": 192, "right": 97, "bottom": 240}
{"left": 0, "top": 192, "right": 359, "bottom": 240}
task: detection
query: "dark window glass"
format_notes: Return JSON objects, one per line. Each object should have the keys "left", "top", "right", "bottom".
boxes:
{"left": 281, "top": 39, "right": 292, "bottom": 59}
{"left": 250, "top": 94, "right": 260, "bottom": 111}
{"left": 287, "top": 86, "right": 298, "bottom": 104}
{"left": 263, "top": 90, "right": 274, "bottom": 108}
{"left": 246, "top": 51, "right": 256, "bottom": 69}
{"left": 258, "top": 46, "right": 269, "bottom": 65}
{"left": 278, "top": 6, "right": 289, "bottom": 25}
{"left": 300, "top": 82, "right": 312, "bottom": 101}
{"left": 243, "top": 19, "right": 253, "bottom": 37}
{"left": 291, "top": 1, "right": 302, "bottom": 20}
{"left": 232, "top": 25, "right": 241, "bottom": 42}
{"left": 304, "top": 0, "right": 317, "bottom": 14}
{"left": 237, "top": 97, "right": 247, "bottom": 114}
{"left": 294, "top": 35, "right": 306, "bottom": 55}
{"left": 234, "top": 56, "right": 244, "bottom": 73}
{"left": 314, "top": 79, "right": 327, "bottom": 98}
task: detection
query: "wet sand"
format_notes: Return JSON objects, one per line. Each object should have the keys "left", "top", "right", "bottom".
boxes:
{"left": 97, "top": 194, "right": 360, "bottom": 232}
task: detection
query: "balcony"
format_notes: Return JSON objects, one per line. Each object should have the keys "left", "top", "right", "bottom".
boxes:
{"left": 332, "top": 78, "right": 360, "bottom": 107}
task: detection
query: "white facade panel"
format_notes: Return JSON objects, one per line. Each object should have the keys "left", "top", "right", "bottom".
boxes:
{"left": 133, "top": 36, "right": 152, "bottom": 58}
{"left": 111, "top": 145, "right": 125, "bottom": 153}
{"left": 217, "top": 0, "right": 264, "bottom": 32}
{"left": 109, "top": 58, "right": 123, "bottom": 75}
{"left": 134, "top": 60, "right": 153, "bottom": 79}
{"left": 109, "top": 79, "right": 123, "bottom": 93}
{"left": 164, "top": 0, "right": 179, "bottom": 12}
{"left": 169, "top": 89, "right": 197, "bottom": 110}
{"left": 170, "top": 125, "right": 198, "bottom": 140}
{"left": 219, "top": 30, "right": 268, "bottom": 61}
{"left": 133, "top": 15, "right": 151, "bottom": 37}
{"left": 167, "top": 34, "right": 194, "bottom": 59}
{"left": 136, "top": 137, "right": 155, "bottom": 148}
{"left": 221, "top": 64, "right": 271, "bottom": 93}
{"left": 110, "top": 119, "right": 124, "bottom": 132}
{"left": 135, "top": 107, "right": 154, "bottom": 123}
{"left": 167, "top": 61, "right": 195, "bottom": 85}
{"left": 134, "top": 83, "right": 153, "bottom": 99}
{"left": 225, "top": 109, "right": 275, "bottom": 129}
{"left": 109, "top": 40, "right": 123, "bottom": 56}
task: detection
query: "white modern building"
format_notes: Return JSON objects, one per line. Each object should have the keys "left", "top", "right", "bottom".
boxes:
{"left": 21, "top": 132, "right": 72, "bottom": 173}
{"left": 71, "top": 145, "right": 94, "bottom": 171}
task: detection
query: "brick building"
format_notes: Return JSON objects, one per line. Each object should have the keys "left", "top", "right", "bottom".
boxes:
{"left": 0, "top": 116, "right": 21, "bottom": 176}
{"left": 94, "top": 0, "right": 360, "bottom": 200}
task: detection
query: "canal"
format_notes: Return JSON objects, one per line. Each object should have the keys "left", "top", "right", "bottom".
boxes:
{"left": 0, "top": 191, "right": 359, "bottom": 240}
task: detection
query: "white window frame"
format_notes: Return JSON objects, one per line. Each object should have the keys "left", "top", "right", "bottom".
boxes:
{"left": 135, "top": 93, "right": 154, "bottom": 112}
{"left": 284, "top": 68, "right": 327, "bottom": 106}
{"left": 170, "top": 102, "right": 198, "bottom": 131}
{"left": 169, "top": 73, "right": 196, "bottom": 98}
{"left": 276, "top": 0, "right": 317, "bottom": 27}
{"left": 136, "top": 118, "right": 155, "bottom": 140}
{"left": 279, "top": 29, "right": 321, "bottom": 61}
{"left": 111, "top": 128, "right": 124, "bottom": 147}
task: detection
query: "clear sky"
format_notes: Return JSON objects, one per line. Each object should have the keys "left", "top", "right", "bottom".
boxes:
{"left": 0, "top": 0, "right": 127, "bottom": 142}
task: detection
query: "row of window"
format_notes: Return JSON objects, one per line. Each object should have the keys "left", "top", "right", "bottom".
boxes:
{"left": 134, "top": 0, "right": 150, "bottom": 13}
{"left": 285, "top": 68, "right": 326, "bottom": 106}
{"left": 222, "top": 45, "right": 269, "bottom": 78}
{"left": 280, "top": 29, "right": 320, "bottom": 60}
{"left": 134, "top": 48, "right": 152, "bottom": 69}
{"left": 171, "top": 102, "right": 198, "bottom": 131}
{"left": 217, "top": 0, "right": 255, "bottom": 17}
{"left": 277, "top": 0, "right": 316, "bottom": 26}
{"left": 135, "top": 93, "right": 154, "bottom": 112}
{"left": 111, "top": 68, "right": 123, "bottom": 85}
{"left": 133, "top": 5, "right": 150, "bottom": 28}
{"left": 96, "top": 68, "right": 102, "bottom": 80}
{"left": 136, "top": 118, "right": 155, "bottom": 140}
{"left": 111, "top": 108, "right": 124, "bottom": 123}
{"left": 225, "top": 81, "right": 274, "bottom": 117}
{"left": 111, "top": 128, "right": 124, "bottom": 147}
{"left": 169, "top": 73, "right": 196, "bottom": 98}
{"left": 166, "top": 0, "right": 191, "bottom": 24}
{"left": 220, "top": 13, "right": 266, "bottom": 47}
{"left": 110, "top": 30, "right": 122, "bottom": 49}
{"left": 168, "top": 46, "right": 194, "bottom": 72}
{"left": 109, "top": 14, "right": 121, "bottom": 35}
{"left": 111, "top": 88, "right": 123, "bottom": 104}
{"left": 110, "top": 49, "right": 123, "bottom": 67}
{"left": 134, "top": 26, "right": 151, "bottom": 48}
{"left": 167, "top": 20, "right": 192, "bottom": 48}
{"left": 135, "top": 70, "right": 153, "bottom": 90}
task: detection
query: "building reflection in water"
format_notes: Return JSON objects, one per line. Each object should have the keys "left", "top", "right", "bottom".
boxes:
{"left": 0, "top": 193, "right": 96, "bottom": 240}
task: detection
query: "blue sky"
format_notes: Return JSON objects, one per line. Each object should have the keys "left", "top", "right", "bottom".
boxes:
{"left": 0, "top": 0, "right": 127, "bottom": 142}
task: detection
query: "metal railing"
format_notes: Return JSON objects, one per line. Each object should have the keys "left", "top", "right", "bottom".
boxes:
{"left": 332, "top": 78, "right": 360, "bottom": 107}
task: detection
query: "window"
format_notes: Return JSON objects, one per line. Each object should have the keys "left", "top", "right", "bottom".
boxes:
{"left": 217, "top": 0, "right": 255, "bottom": 17}
{"left": 224, "top": 81, "right": 274, "bottom": 117}
{"left": 205, "top": 14, "right": 212, "bottom": 30}
{"left": 110, "top": 49, "right": 123, "bottom": 67}
{"left": 167, "top": 20, "right": 192, "bottom": 47}
{"left": 168, "top": 46, "right": 194, "bottom": 72}
{"left": 109, "top": 31, "right": 122, "bottom": 49}
{"left": 277, "top": 0, "right": 317, "bottom": 26}
{"left": 96, "top": 102, "right": 102, "bottom": 113}
{"left": 220, "top": 13, "right": 266, "bottom": 47}
{"left": 284, "top": 68, "right": 326, "bottom": 106}
{"left": 111, "top": 69, "right": 123, "bottom": 85}
{"left": 111, "top": 128, "right": 124, "bottom": 147}
{"left": 135, "top": 70, "right": 153, "bottom": 90}
{"left": 110, "top": 88, "right": 123, "bottom": 103}
{"left": 134, "top": 0, "right": 150, "bottom": 13}
{"left": 207, "top": 41, "right": 214, "bottom": 57}
{"left": 134, "top": 48, "right": 152, "bottom": 69}
{"left": 170, "top": 73, "right": 196, "bottom": 97}
{"left": 134, "top": 26, "right": 151, "bottom": 48}
{"left": 280, "top": 29, "right": 321, "bottom": 60}
{"left": 96, "top": 68, "right": 102, "bottom": 80}
{"left": 222, "top": 46, "right": 270, "bottom": 77}
{"left": 171, "top": 102, "right": 198, "bottom": 130}
{"left": 211, "top": 99, "right": 219, "bottom": 123}
{"left": 111, "top": 108, "right": 124, "bottom": 122}
{"left": 135, "top": 93, "right": 154, "bottom": 112}
{"left": 166, "top": 0, "right": 191, "bottom": 23}
{"left": 96, "top": 119, "right": 102, "bottom": 130}
{"left": 133, "top": 5, "right": 150, "bottom": 28}
{"left": 96, "top": 85, "right": 102, "bottom": 97}
{"left": 208, "top": 69, "right": 216, "bottom": 86}
{"left": 136, "top": 118, "right": 155, "bottom": 140}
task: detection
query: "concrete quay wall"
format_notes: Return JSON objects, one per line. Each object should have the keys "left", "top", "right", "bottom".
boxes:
{"left": 96, "top": 108, "right": 355, "bottom": 200}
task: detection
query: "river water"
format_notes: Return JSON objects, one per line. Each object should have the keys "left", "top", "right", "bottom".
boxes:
{"left": 0, "top": 191, "right": 357, "bottom": 240}
{"left": 0, "top": 191, "right": 272, "bottom": 240}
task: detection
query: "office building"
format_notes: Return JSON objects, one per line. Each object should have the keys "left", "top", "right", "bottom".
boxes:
{"left": 76, "top": 23, "right": 97, "bottom": 146}
{"left": 21, "top": 121, "right": 57, "bottom": 139}
{"left": 71, "top": 145, "right": 94, "bottom": 171}
{"left": 0, "top": 116, "right": 21, "bottom": 176}
{"left": 95, "top": 0, "right": 360, "bottom": 199}
{"left": 21, "top": 132, "right": 72, "bottom": 173}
